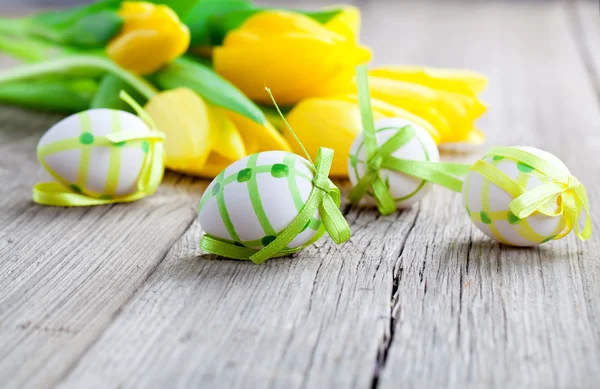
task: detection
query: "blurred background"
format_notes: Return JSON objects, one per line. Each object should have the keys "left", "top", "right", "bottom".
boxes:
{"left": 0, "top": 0, "right": 569, "bottom": 4}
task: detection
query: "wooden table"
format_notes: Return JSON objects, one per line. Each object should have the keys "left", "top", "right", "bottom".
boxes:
{"left": 1, "top": 1, "right": 599, "bottom": 388}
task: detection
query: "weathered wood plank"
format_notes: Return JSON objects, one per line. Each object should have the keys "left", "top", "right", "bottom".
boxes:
{"left": 56, "top": 206, "right": 416, "bottom": 389}
{"left": 365, "top": 3, "right": 600, "bottom": 389}
{"left": 54, "top": 2, "right": 600, "bottom": 389}
{"left": 572, "top": 0, "right": 600, "bottom": 100}
{"left": 0, "top": 105, "right": 206, "bottom": 389}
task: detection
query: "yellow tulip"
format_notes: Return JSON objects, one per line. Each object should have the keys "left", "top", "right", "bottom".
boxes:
{"left": 145, "top": 88, "right": 219, "bottom": 172}
{"left": 107, "top": 1, "right": 190, "bottom": 74}
{"left": 369, "top": 66, "right": 488, "bottom": 96}
{"left": 323, "top": 6, "right": 361, "bottom": 42}
{"left": 284, "top": 95, "right": 440, "bottom": 177}
{"left": 365, "top": 68, "right": 488, "bottom": 143}
{"left": 145, "top": 88, "right": 290, "bottom": 178}
{"left": 222, "top": 110, "right": 291, "bottom": 155}
{"left": 213, "top": 10, "right": 371, "bottom": 105}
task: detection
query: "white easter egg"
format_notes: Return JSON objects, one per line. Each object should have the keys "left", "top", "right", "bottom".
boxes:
{"left": 197, "top": 151, "right": 321, "bottom": 249}
{"left": 37, "top": 109, "right": 152, "bottom": 198}
{"left": 462, "top": 146, "right": 568, "bottom": 246}
{"left": 348, "top": 118, "right": 440, "bottom": 208}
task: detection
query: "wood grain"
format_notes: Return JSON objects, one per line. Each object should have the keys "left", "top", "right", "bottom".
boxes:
{"left": 365, "top": 2, "right": 600, "bottom": 389}
{"left": 0, "top": 106, "right": 207, "bottom": 389}
{"left": 0, "top": 1, "right": 599, "bottom": 389}
{"left": 572, "top": 0, "right": 600, "bottom": 102}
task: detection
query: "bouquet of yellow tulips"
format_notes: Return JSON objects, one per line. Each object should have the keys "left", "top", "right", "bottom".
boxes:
{"left": 0, "top": 0, "right": 488, "bottom": 178}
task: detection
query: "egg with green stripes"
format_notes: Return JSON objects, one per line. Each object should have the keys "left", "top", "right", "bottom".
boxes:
{"left": 348, "top": 118, "right": 440, "bottom": 208}
{"left": 197, "top": 151, "right": 322, "bottom": 249}
{"left": 37, "top": 108, "right": 154, "bottom": 199}
{"left": 462, "top": 146, "right": 567, "bottom": 246}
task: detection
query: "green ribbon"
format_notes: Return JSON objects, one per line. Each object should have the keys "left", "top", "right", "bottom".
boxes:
{"left": 200, "top": 147, "right": 351, "bottom": 264}
{"left": 33, "top": 91, "right": 165, "bottom": 207}
{"left": 348, "top": 65, "right": 470, "bottom": 216}
{"left": 471, "top": 146, "right": 592, "bottom": 241}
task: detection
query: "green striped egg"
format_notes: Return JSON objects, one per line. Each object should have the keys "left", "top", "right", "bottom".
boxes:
{"left": 197, "top": 151, "right": 322, "bottom": 249}
{"left": 462, "top": 146, "right": 567, "bottom": 246}
{"left": 37, "top": 109, "right": 152, "bottom": 199}
{"left": 348, "top": 118, "right": 440, "bottom": 208}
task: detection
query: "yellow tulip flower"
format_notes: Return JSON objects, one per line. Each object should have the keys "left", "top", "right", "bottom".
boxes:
{"left": 323, "top": 6, "right": 361, "bottom": 42}
{"left": 145, "top": 88, "right": 290, "bottom": 178}
{"left": 369, "top": 66, "right": 488, "bottom": 96}
{"left": 213, "top": 10, "right": 372, "bottom": 105}
{"left": 365, "top": 67, "right": 488, "bottom": 143}
{"left": 284, "top": 95, "right": 440, "bottom": 177}
{"left": 107, "top": 1, "right": 190, "bottom": 74}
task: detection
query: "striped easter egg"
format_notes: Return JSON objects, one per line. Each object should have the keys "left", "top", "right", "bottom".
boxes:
{"left": 462, "top": 146, "right": 568, "bottom": 246}
{"left": 37, "top": 109, "right": 152, "bottom": 199}
{"left": 348, "top": 118, "right": 440, "bottom": 208}
{"left": 197, "top": 151, "right": 322, "bottom": 249}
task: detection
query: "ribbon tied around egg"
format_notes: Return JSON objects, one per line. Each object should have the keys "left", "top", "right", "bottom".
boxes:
{"left": 348, "top": 65, "right": 470, "bottom": 215}
{"left": 201, "top": 147, "right": 350, "bottom": 264}
{"left": 33, "top": 91, "right": 165, "bottom": 206}
{"left": 199, "top": 88, "right": 351, "bottom": 264}
{"left": 471, "top": 147, "right": 592, "bottom": 241}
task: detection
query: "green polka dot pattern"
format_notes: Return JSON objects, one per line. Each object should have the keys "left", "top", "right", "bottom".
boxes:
{"left": 79, "top": 132, "right": 94, "bottom": 145}
{"left": 463, "top": 155, "right": 565, "bottom": 246}
{"left": 198, "top": 152, "right": 322, "bottom": 249}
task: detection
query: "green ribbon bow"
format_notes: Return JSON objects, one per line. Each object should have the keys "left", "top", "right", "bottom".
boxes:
{"left": 200, "top": 89, "right": 351, "bottom": 264}
{"left": 471, "top": 146, "right": 592, "bottom": 241}
{"left": 348, "top": 65, "right": 470, "bottom": 215}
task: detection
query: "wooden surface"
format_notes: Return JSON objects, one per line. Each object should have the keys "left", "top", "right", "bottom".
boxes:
{"left": 1, "top": 1, "right": 600, "bottom": 389}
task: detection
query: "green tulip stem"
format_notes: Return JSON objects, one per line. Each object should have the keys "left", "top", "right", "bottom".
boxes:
{"left": 0, "top": 55, "right": 158, "bottom": 99}
{"left": 0, "top": 17, "right": 28, "bottom": 36}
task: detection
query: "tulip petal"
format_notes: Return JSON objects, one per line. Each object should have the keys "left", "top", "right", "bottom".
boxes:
{"left": 323, "top": 6, "right": 361, "bottom": 41}
{"left": 214, "top": 10, "right": 371, "bottom": 105}
{"left": 222, "top": 109, "right": 291, "bottom": 154}
{"left": 369, "top": 67, "right": 488, "bottom": 96}
{"left": 179, "top": 152, "right": 234, "bottom": 178}
{"left": 214, "top": 37, "right": 370, "bottom": 104}
{"left": 285, "top": 98, "right": 378, "bottom": 176}
{"left": 210, "top": 106, "right": 247, "bottom": 161}
{"left": 338, "top": 94, "right": 442, "bottom": 144}
{"left": 229, "top": 11, "right": 344, "bottom": 43}
{"left": 108, "top": 1, "right": 190, "bottom": 74}
{"left": 145, "top": 87, "right": 214, "bottom": 170}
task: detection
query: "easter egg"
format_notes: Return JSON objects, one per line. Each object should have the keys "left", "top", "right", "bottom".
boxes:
{"left": 37, "top": 109, "right": 153, "bottom": 199}
{"left": 462, "top": 146, "right": 568, "bottom": 246}
{"left": 348, "top": 117, "right": 440, "bottom": 208}
{"left": 197, "top": 151, "right": 322, "bottom": 249}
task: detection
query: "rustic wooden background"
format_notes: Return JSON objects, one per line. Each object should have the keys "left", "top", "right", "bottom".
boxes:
{"left": 1, "top": 1, "right": 599, "bottom": 389}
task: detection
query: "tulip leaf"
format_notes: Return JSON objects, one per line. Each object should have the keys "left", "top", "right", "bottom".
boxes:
{"left": 152, "top": 57, "right": 266, "bottom": 125}
{"left": 29, "top": 0, "right": 121, "bottom": 31}
{"left": 61, "top": 11, "right": 124, "bottom": 48}
{"left": 184, "top": 0, "right": 256, "bottom": 47}
{"left": 91, "top": 73, "right": 146, "bottom": 112}
{"left": 0, "top": 55, "right": 159, "bottom": 100}
{"left": 0, "top": 79, "right": 97, "bottom": 113}
{"left": 148, "top": 0, "right": 203, "bottom": 19}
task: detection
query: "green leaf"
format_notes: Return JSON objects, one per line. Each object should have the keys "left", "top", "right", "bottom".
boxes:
{"left": 301, "top": 8, "right": 344, "bottom": 24}
{"left": 152, "top": 56, "right": 266, "bottom": 125}
{"left": 148, "top": 0, "right": 202, "bottom": 19}
{"left": 0, "top": 79, "right": 97, "bottom": 112}
{"left": 0, "top": 35, "right": 60, "bottom": 62}
{"left": 91, "top": 73, "right": 147, "bottom": 112}
{"left": 0, "top": 55, "right": 159, "bottom": 100}
{"left": 30, "top": 0, "right": 121, "bottom": 32}
{"left": 61, "top": 11, "right": 123, "bottom": 48}
{"left": 184, "top": 0, "right": 255, "bottom": 47}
